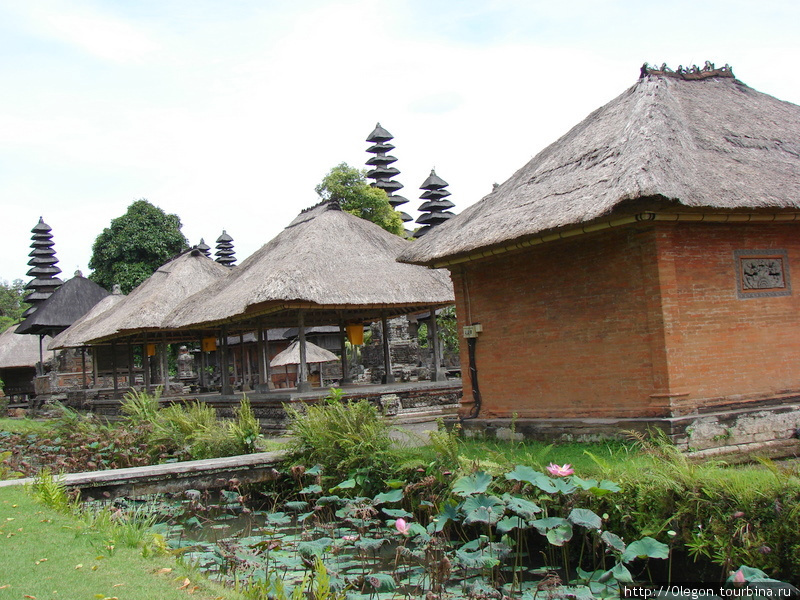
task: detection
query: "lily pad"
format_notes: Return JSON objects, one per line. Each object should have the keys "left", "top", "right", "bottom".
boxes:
{"left": 621, "top": 537, "right": 669, "bottom": 562}
{"left": 496, "top": 516, "right": 527, "bottom": 533}
{"left": 568, "top": 508, "right": 603, "bottom": 530}
{"left": 504, "top": 465, "right": 558, "bottom": 494}
{"left": 373, "top": 488, "right": 404, "bottom": 504}
{"left": 452, "top": 471, "right": 493, "bottom": 496}
{"left": 503, "top": 494, "right": 542, "bottom": 519}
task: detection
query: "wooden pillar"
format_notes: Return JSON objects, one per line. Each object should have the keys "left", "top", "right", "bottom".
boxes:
{"left": 297, "top": 310, "right": 311, "bottom": 392}
{"left": 198, "top": 336, "right": 205, "bottom": 389}
{"left": 37, "top": 335, "right": 44, "bottom": 377}
{"left": 429, "top": 307, "right": 447, "bottom": 382}
{"left": 242, "top": 334, "right": 251, "bottom": 392}
{"left": 143, "top": 334, "right": 151, "bottom": 393}
{"left": 381, "top": 313, "right": 394, "bottom": 384}
{"left": 127, "top": 341, "right": 135, "bottom": 390}
{"left": 92, "top": 347, "right": 98, "bottom": 387}
{"left": 263, "top": 326, "right": 272, "bottom": 390}
{"left": 111, "top": 340, "right": 119, "bottom": 397}
{"left": 221, "top": 326, "right": 232, "bottom": 395}
{"left": 160, "top": 335, "right": 169, "bottom": 391}
{"left": 339, "top": 320, "right": 351, "bottom": 384}
{"left": 81, "top": 347, "right": 87, "bottom": 390}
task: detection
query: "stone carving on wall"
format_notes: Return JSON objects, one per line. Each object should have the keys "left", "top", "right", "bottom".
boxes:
{"left": 735, "top": 249, "right": 791, "bottom": 298}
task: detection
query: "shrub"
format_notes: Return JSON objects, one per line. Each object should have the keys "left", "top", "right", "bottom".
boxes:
{"left": 120, "top": 387, "right": 162, "bottom": 425}
{"left": 286, "top": 388, "right": 395, "bottom": 481}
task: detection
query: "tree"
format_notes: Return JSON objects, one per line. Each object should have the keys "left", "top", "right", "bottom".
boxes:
{"left": 315, "top": 163, "right": 405, "bottom": 236}
{"left": 89, "top": 199, "right": 189, "bottom": 294}
{"left": 0, "top": 279, "right": 28, "bottom": 333}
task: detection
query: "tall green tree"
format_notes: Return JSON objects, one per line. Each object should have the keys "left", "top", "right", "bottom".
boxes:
{"left": 0, "top": 279, "right": 28, "bottom": 333}
{"left": 315, "top": 163, "right": 405, "bottom": 236}
{"left": 89, "top": 199, "right": 189, "bottom": 294}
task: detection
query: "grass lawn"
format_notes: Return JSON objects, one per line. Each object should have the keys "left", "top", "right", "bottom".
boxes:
{"left": 0, "top": 485, "right": 245, "bottom": 600}
{"left": 0, "top": 417, "right": 55, "bottom": 435}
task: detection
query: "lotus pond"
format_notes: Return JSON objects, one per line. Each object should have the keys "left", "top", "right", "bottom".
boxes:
{"left": 90, "top": 462, "right": 785, "bottom": 600}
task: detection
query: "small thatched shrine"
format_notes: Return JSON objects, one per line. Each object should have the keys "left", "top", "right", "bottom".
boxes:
{"left": 400, "top": 63, "right": 800, "bottom": 455}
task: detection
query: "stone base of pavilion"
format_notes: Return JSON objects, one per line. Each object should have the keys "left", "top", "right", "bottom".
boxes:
{"left": 454, "top": 398, "right": 800, "bottom": 461}
{"left": 86, "top": 379, "right": 462, "bottom": 434}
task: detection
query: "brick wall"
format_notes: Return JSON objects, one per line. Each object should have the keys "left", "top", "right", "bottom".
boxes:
{"left": 452, "top": 226, "right": 668, "bottom": 419}
{"left": 656, "top": 222, "right": 800, "bottom": 414}
{"left": 451, "top": 220, "right": 800, "bottom": 420}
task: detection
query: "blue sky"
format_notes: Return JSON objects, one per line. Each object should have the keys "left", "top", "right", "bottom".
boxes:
{"left": 2, "top": 0, "right": 799, "bottom": 283}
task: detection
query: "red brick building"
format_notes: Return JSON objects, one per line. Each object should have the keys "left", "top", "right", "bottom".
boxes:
{"left": 401, "top": 65, "right": 800, "bottom": 453}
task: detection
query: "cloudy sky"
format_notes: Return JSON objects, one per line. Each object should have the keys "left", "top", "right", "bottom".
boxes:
{"left": 2, "top": 0, "right": 799, "bottom": 284}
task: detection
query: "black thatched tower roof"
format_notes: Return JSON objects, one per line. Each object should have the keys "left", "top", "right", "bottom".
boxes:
{"left": 197, "top": 238, "right": 211, "bottom": 258}
{"left": 414, "top": 169, "right": 456, "bottom": 238}
{"left": 16, "top": 272, "right": 110, "bottom": 336}
{"left": 366, "top": 123, "right": 412, "bottom": 222}
{"left": 401, "top": 63, "right": 800, "bottom": 267}
{"left": 215, "top": 230, "right": 236, "bottom": 267}
{"left": 22, "top": 217, "right": 63, "bottom": 317}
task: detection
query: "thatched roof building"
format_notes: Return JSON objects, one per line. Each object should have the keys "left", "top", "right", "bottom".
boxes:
{"left": 16, "top": 273, "right": 109, "bottom": 337}
{"left": 165, "top": 202, "right": 454, "bottom": 331}
{"left": 63, "top": 248, "right": 230, "bottom": 345}
{"left": 0, "top": 325, "right": 51, "bottom": 369}
{"left": 395, "top": 65, "right": 800, "bottom": 454}
{"left": 400, "top": 65, "right": 800, "bottom": 268}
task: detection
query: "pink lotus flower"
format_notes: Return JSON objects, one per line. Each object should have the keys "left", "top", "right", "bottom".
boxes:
{"left": 395, "top": 518, "right": 411, "bottom": 535}
{"left": 546, "top": 463, "right": 574, "bottom": 477}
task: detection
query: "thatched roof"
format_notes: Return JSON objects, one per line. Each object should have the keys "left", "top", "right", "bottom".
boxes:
{"left": 59, "top": 249, "right": 231, "bottom": 344}
{"left": 0, "top": 325, "right": 51, "bottom": 369}
{"left": 270, "top": 340, "right": 338, "bottom": 367}
{"left": 400, "top": 68, "right": 800, "bottom": 267}
{"left": 16, "top": 274, "right": 109, "bottom": 336}
{"left": 165, "top": 202, "right": 454, "bottom": 330}
{"left": 48, "top": 288, "right": 127, "bottom": 350}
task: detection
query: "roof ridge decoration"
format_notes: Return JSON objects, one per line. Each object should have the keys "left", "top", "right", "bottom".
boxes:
{"left": 640, "top": 61, "right": 734, "bottom": 80}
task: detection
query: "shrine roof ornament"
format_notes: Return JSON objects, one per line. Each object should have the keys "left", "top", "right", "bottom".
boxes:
{"left": 640, "top": 61, "right": 734, "bottom": 80}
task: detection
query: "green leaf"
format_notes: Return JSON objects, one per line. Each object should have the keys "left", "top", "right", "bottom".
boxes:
{"left": 462, "top": 494, "right": 505, "bottom": 525}
{"left": 496, "top": 516, "right": 527, "bottom": 533}
{"left": 452, "top": 471, "right": 493, "bottom": 496}
{"left": 608, "top": 562, "right": 633, "bottom": 583}
{"left": 601, "top": 531, "right": 626, "bottom": 553}
{"left": 531, "top": 516, "right": 570, "bottom": 534}
{"left": 622, "top": 537, "right": 670, "bottom": 562}
{"left": 330, "top": 478, "right": 356, "bottom": 490}
{"left": 299, "top": 484, "right": 322, "bottom": 494}
{"left": 568, "top": 508, "right": 603, "bottom": 530}
{"left": 382, "top": 508, "right": 413, "bottom": 519}
{"left": 503, "top": 494, "right": 542, "bottom": 519}
{"left": 373, "top": 488, "right": 404, "bottom": 504}
{"left": 366, "top": 572, "right": 396, "bottom": 592}
{"left": 298, "top": 537, "right": 332, "bottom": 559}
{"left": 546, "top": 523, "right": 573, "bottom": 546}
{"left": 430, "top": 501, "right": 460, "bottom": 533}
{"left": 504, "top": 465, "right": 557, "bottom": 493}
{"left": 354, "top": 537, "right": 387, "bottom": 552}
